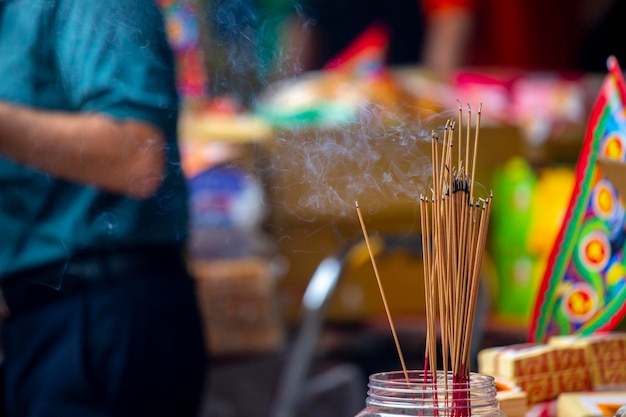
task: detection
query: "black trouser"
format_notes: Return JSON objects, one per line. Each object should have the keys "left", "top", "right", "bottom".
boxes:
{"left": 0, "top": 247, "right": 207, "bottom": 417}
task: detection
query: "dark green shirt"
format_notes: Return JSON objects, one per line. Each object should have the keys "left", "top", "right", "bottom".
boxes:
{"left": 0, "top": 0, "right": 188, "bottom": 277}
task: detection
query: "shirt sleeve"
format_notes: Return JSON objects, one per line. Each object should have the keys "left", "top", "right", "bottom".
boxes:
{"left": 52, "top": 0, "right": 179, "bottom": 132}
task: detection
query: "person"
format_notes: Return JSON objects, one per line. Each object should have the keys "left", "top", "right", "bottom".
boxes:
{"left": 421, "top": 0, "right": 476, "bottom": 73}
{"left": 274, "top": 0, "right": 475, "bottom": 77}
{"left": 0, "top": 1, "right": 207, "bottom": 416}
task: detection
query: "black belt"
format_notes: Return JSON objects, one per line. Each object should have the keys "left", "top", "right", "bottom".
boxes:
{"left": 1, "top": 245, "right": 188, "bottom": 316}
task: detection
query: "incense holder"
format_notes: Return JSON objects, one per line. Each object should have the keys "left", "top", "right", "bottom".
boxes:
{"left": 354, "top": 370, "right": 507, "bottom": 417}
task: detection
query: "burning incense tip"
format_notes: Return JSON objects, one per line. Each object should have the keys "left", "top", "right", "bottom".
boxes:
{"left": 355, "top": 200, "right": 359, "bottom": 208}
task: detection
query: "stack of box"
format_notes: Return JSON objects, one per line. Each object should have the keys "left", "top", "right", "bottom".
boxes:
{"left": 549, "top": 333, "right": 626, "bottom": 391}
{"left": 478, "top": 333, "right": 626, "bottom": 415}
{"left": 478, "top": 342, "right": 590, "bottom": 405}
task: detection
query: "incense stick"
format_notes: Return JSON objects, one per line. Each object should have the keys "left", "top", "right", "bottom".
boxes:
{"left": 420, "top": 195, "right": 438, "bottom": 381}
{"left": 457, "top": 99, "right": 463, "bottom": 171}
{"left": 469, "top": 103, "right": 482, "bottom": 202}
{"left": 355, "top": 201, "right": 410, "bottom": 384}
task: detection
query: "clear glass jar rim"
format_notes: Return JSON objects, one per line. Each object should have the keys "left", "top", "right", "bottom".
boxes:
{"left": 366, "top": 370, "right": 499, "bottom": 410}
{"left": 369, "top": 370, "right": 495, "bottom": 388}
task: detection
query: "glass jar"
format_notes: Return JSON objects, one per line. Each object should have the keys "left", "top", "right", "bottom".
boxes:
{"left": 355, "top": 370, "right": 507, "bottom": 416}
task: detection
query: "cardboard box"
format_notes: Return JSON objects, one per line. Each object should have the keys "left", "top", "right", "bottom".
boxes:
{"left": 479, "top": 342, "right": 587, "bottom": 380}
{"left": 495, "top": 378, "right": 528, "bottom": 417}
{"left": 190, "top": 257, "right": 286, "bottom": 356}
{"left": 514, "top": 368, "right": 591, "bottom": 405}
{"left": 557, "top": 392, "right": 626, "bottom": 417}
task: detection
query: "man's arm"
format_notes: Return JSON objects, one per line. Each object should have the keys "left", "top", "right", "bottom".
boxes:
{"left": 421, "top": 0, "right": 475, "bottom": 74}
{"left": 0, "top": 102, "right": 166, "bottom": 200}
{"left": 422, "top": 9, "right": 474, "bottom": 73}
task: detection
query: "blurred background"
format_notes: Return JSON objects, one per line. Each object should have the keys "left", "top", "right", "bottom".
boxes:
{"left": 157, "top": 0, "right": 626, "bottom": 416}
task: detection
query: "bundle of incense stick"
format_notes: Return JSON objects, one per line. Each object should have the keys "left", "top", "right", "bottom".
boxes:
{"left": 355, "top": 103, "right": 492, "bottom": 414}
{"left": 420, "top": 104, "right": 492, "bottom": 397}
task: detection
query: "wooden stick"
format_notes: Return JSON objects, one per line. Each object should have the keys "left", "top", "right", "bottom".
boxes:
{"left": 465, "top": 104, "right": 471, "bottom": 177}
{"left": 462, "top": 197, "right": 492, "bottom": 368}
{"left": 432, "top": 130, "right": 440, "bottom": 204}
{"left": 457, "top": 99, "right": 463, "bottom": 171}
{"left": 432, "top": 135, "right": 450, "bottom": 386}
{"left": 420, "top": 196, "right": 438, "bottom": 380}
{"left": 469, "top": 103, "right": 483, "bottom": 202}
{"left": 355, "top": 201, "right": 410, "bottom": 384}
